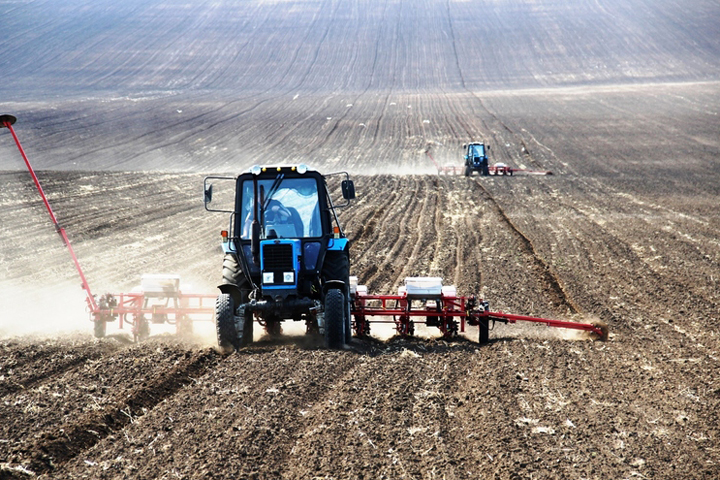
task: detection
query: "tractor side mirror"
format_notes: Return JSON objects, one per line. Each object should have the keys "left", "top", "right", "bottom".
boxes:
{"left": 204, "top": 184, "right": 213, "bottom": 205}
{"left": 486, "top": 145, "right": 490, "bottom": 150}
{"left": 462, "top": 144, "right": 466, "bottom": 149}
{"left": 342, "top": 180, "right": 355, "bottom": 200}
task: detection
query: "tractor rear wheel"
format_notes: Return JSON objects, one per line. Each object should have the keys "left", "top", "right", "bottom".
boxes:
{"left": 222, "top": 253, "right": 242, "bottom": 285}
{"left": 344, "top": 300, "right": 352, "bottom": 344}
{"left": 216, "top": 293, "right": 239, "bottom": 352}
{"left": 325, "top": 288, "right": 345, "bottom": 349}
{"left": 323, "top": 251, "right": 351, "bottom": 345}
{"left": 264, "top": 316, "right": 282, "bottom": 337}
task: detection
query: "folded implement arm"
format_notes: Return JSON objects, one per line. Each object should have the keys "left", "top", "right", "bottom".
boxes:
{"left": 2, "top": 114, "right": 215, "bottom": 340}
{"left": 1, "top": 114, "right": 99, "bottom": 313}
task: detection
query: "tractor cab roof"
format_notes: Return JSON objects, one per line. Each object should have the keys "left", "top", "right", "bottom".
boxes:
{"left": 247, "top": 164, "right": 317, "bottom": 177}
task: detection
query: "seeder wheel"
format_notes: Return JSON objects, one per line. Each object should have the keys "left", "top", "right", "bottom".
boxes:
{"left": 395, "top": 315, "right": 414, "bottom": 336}
{"left": 439, "top": 317, "right": 459, "bottom": 339}
{"left": 353, "top": 314, "right": 370, "bottom": 337}
{"left": 592, "top": 321, "right": 609, "bottom": 341}
{"left": 134, "top": 316, "right": 150, "bottom": 343}
{"left": 93, "top": 317, "right": 106, "bottom": 338}
{"left": 478, "top": 317, "right": 489, "bottom": 344}
{"left": 177, "top": 315, "right": 193, "bottom": 337}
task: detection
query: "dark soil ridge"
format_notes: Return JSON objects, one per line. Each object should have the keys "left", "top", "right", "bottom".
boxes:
{"left": 472, "top": 179, "right": 581, "bottom": 315}
{"left": 0, "top": 342, "right": 120, "bottom": 399}
{"left": 22, "top": 348, "right": 220, "bottom": 476}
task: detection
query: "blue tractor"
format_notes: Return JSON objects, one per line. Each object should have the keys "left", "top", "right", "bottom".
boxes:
{"left": 463, "top": 142, "right": 490, "bottom": 176}
{"left": 204, "top": 165, "right": 355, "bottom": 350}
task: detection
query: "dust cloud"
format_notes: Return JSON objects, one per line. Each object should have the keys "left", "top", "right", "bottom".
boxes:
{"left": 0, "top": 282, "right": 90, "bottom": 338}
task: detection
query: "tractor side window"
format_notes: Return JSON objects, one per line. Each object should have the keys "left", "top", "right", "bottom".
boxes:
{"left": 240, "top": 178, "right": 321, "bottom": 239}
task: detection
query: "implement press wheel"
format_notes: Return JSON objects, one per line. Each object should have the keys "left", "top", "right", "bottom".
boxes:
{"left": 478, "top": 316, "right": 489, "bottom": 344}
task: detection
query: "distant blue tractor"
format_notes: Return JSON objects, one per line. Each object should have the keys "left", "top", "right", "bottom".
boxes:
{"left": 463, "top": 142, "right": 490, "bottom": 176}
{"left": 204, "top": 165, "right": 355, "bottom": 350}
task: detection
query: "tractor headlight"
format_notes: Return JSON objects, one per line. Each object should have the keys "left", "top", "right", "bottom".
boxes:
{"left": 251, "top": 165, "right": 262, "bottom": 175}
{"left": 283, "top": 271, "right": 294, "bottom": 283}
{"left": 297, "top": 164, "right": 308, "bottom": 174}
{"left": 263, "top": 272, "right": 274, "bottom": 284}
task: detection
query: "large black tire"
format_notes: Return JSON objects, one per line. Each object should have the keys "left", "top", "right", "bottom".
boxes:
{"left": 322, "top": 251, "right": 350, "bottom": 284}
{"left": 478, "top": 318, "right": 489, "bottom": 345}
{"left": 481, "top": 159, "right": 490, "bottom": 176}
{"left": 264, "top": 316, "right": 282, "bottom": 337}
{"left": 222, "top": 252, "right": 252, "bottom": 303}
{"left": 216, "top": 293, "right": 239, "bottom": 351}
{"left": 344, "top": 300, "right": 352, "bottom": 344}
{"left": 464, "top": 165, "right": 471, "bottom": 177}
{"left": 325, "top": 288, "right": 345, "bottom": 349}
{"left": 222, "top": 253, "right": 243, "bottom": 285}
{"left": 323, "top": 251, "right": 351, "bottom": 345}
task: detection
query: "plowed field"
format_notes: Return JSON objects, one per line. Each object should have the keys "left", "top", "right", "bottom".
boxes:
{"left": 2, "top": 0, "right": 720, "bottom": 478}
{"left": 2, "top": 164, "right": 719, "bottom": 479}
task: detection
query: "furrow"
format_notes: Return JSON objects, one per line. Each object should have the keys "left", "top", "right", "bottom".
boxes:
{"left": 23, "top": 349, "right": 220, "bottom": 476}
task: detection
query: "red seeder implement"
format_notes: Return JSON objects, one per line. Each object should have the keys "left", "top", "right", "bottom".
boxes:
{"left": 437, "top": 163, "right": 554, "bottom": 176}
{"left": 350, "top": 277, "right": 608, "bottom": 343}
{"left": 3, "top": 114, "right": 606, "bottom": 344}
{"left": 487, "top": 162, "right": 554, "bottom": 176}
{"left": 1, "top": 114, "right": 214, "bottom": 341}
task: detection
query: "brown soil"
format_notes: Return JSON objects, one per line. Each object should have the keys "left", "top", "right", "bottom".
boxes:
{"left": 1, "top": 0, "right": 720, "bottom": 478}
{"left": 1, "top": 166, "right": 719, "bottom": 479}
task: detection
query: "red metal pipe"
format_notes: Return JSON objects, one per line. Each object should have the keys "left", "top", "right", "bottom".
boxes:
{"left": 1, "top": 114, "right": 99, "bottom": 312}
{"left": 486, "top": 311, "right": 604, "bottom": 335}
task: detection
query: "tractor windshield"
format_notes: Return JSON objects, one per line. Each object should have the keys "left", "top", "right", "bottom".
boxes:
{"left": 240, "top": 177, "right": 322, "bottom": 239}
{"left": 470, "top": 144, "right": 485, "bottom": 157}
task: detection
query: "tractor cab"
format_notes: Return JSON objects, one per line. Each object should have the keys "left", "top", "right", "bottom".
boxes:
{"left": 463, "top": 142, "right": 490, "bottom": 176}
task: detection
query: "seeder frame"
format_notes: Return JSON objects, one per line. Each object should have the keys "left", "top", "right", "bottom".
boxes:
{"left": 351, "top": 290, "right": 608, "bottom": 343}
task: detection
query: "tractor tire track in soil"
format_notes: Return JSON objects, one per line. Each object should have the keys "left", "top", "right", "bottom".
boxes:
{"left": 471, "top": 179, "right": 580, "bottom": 315}
{"left": 25, "top": 349, "right": 219, "bottom": 476}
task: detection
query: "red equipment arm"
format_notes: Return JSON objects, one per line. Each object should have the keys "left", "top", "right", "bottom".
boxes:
{"left": 484, "top": 311, "right": 608, "bottom": 339}
{"left": 1, "top": 114, "right": 99, "bottom": 312}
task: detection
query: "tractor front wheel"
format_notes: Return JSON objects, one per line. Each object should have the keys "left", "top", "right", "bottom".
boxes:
{"left": 325, "top": 288, "right": 345, "bottom": 349}
{"left": 216, "top": 293, "right": 239, "bottom": 352}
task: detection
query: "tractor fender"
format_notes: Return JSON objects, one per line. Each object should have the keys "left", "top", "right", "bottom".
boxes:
{"left": 323, "top": 279, "right": 347, "bottom": 295}
{"left": 327, "top": 237, "right": 348, "bottom": 251}
{"left": 217, "top": 283, "right": 243, "bottom": 307}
